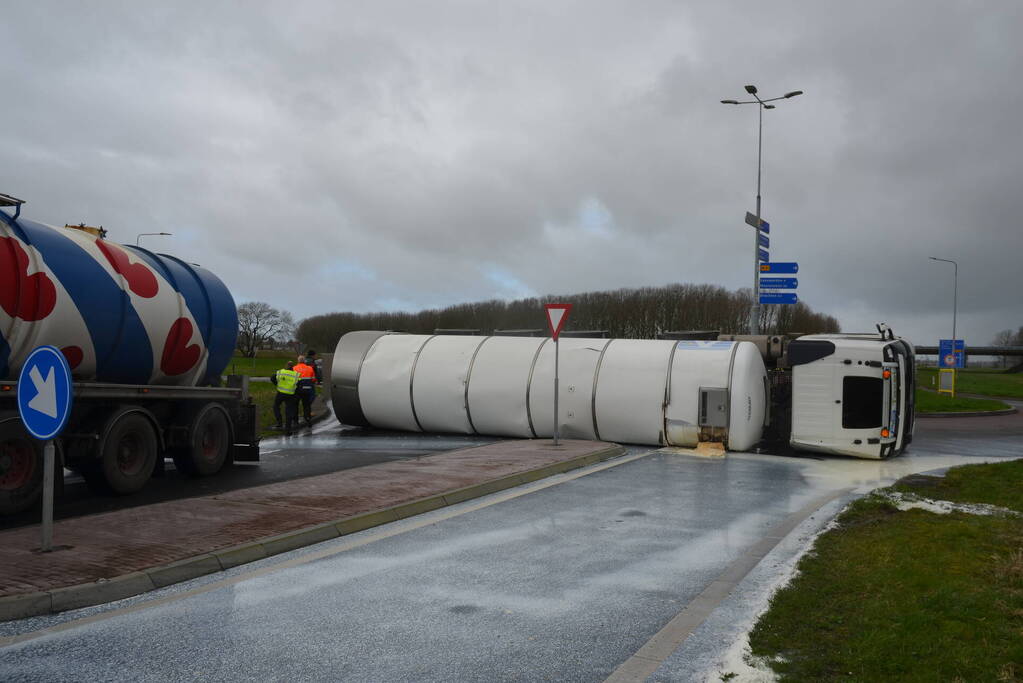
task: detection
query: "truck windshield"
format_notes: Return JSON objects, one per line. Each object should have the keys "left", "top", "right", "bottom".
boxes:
{"left": 842, "top": 376, "right": 883, "bottom": 428}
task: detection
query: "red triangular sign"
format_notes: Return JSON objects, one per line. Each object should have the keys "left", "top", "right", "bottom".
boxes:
{"left": 544, "top": 303, "right": 572, "bottom": 341}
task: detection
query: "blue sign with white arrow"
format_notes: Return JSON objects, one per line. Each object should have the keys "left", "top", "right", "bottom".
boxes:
{"left": 758, "top": 248, "right": 770, "bottom": 262}
{"left": 17, "top": 345, "right": 74, "bottom": 440}
{"left": 758, "top": 233, "right": 769, "bottom": 249}
{"left": 760, "top": 277, "right": 797, "bottom": 289}
{"left": 759, "top": 292, "right": 798, "bottom": 305}
{"left": 760, "top": 262, "right": 798, "bottom": 274}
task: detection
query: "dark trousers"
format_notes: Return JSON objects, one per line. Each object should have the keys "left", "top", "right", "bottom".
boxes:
{"left": 297, "top": 385, "right": 314, "bottom": 423}
{"left": 272, "top": 392, "right": 298, "bottom": 432}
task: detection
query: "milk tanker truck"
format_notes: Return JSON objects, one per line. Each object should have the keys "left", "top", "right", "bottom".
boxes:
{"left": 1, "top": 195, "right": 258, "bottom": 515}
{"left": 329, "top": 325, "right": 915, "bottom": 460}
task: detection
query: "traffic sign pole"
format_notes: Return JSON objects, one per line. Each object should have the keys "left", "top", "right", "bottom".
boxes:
{"left": 42, "top": 441, "right": 55, "bottom": 551}
{"left": 543, "top": 303, "right": 572, "bottom": 447}
{"left": 17, "top": 345, "right": 74, "bottom": 554}
{"left": 553, "top": 337, "right": 560, "bottom": 447}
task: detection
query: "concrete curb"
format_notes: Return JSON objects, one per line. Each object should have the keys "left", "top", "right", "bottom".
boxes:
{"left": 0, "top": 443, "right": 625, "bottom": 623}
{"left": 916, "top": 407, "right": 1018, "bottom": 418}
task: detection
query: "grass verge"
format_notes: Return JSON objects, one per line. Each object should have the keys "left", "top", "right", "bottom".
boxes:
{"left": 226, "top": 355, "right": 295, "bottom": 377}
{"left": 917, "top": 368, "right": 1023, "bottom": 399}
{"left": 748, "top": 460, "right": 1023, "bottom": 682}
{"left": 915, "top": 388, "right": 1011, "bottom": 413}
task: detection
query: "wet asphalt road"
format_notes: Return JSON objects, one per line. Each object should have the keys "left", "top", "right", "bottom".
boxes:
{"left": 2, "top": 410, "right": 1020, "bottom": 682}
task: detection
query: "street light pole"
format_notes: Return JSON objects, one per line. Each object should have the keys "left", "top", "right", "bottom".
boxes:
{"left": 929, "top": 256, "right": 959, "bottom": 351}
{"left": 721, "top": 86, "right": 803, "bottom": 334}
{"left": 136, "top": 232, "right": 172, "bottom": 247}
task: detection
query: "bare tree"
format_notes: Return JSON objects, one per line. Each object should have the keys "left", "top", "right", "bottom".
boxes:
{"left": 992, "top": 328, "right": 1017, "bottom": 368}
{"left": 237, "top": 302, "right": 292, "bottom": 357}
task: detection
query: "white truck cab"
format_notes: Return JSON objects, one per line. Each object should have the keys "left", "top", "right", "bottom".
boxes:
{"left": 788, "top": 330, "right": 915, "bottom": 459}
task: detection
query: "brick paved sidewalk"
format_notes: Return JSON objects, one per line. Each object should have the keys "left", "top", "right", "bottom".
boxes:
{"left": 0, "top": 439, "right": 619, "bottom": 601}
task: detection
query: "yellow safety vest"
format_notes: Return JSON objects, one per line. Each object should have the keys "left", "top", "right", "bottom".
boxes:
{"left": 275, "top": 369, "right": 300, "bottom": 395}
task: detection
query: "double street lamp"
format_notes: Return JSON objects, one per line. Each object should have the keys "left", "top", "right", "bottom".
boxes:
{"left": 721, "top": 85, "right": 803, "bottom": 334}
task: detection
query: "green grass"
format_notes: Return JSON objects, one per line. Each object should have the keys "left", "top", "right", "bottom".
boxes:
{"left": 894, "top": 459, "right": 1023, "bottom": 513}
{"left": 749, "top": 462, "right": 1023, "bottom": 681}
{"left": 226, "top": 354, "right": 297, "bottom": 377}
{"left": 917, "top": 367, "right": 1023, "bottom": 399}
{"left": 915, "top": 388, "right": 1011, "bottom": 413}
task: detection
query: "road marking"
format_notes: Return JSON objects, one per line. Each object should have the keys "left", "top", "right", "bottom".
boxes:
{"left": 0, "top": 448, "right": 655, "bottom": 648}
{"left": 604, "top": 488, "right": 852, "bottom": 683}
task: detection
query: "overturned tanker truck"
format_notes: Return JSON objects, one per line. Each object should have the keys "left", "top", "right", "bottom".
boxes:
{"left": 330, "top": 328, "right": 915, "bottom": 460}
{"left": 1, "top": 195, "right": 257, "bottom": 515}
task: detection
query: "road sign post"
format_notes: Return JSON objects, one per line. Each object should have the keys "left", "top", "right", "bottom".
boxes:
{"left": 16, "top": 345, "right": 73, "bottom": 552}
{"left": 544, "top": 304, "right": 572, "bottom": 447}
{"left": 938, "top": 339, "right": 965, "bottom": 398}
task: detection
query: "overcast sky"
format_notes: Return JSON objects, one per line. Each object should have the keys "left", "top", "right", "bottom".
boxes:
{"left": 3, "top": 2, "right": 1021, "bottom": 347}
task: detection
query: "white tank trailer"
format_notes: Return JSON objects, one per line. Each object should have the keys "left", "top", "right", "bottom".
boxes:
{"left": 331, "top": 328, "right": 916, "bottom": 459}
{"left": 331, "top": 332, "right": 767, "bottom": 451}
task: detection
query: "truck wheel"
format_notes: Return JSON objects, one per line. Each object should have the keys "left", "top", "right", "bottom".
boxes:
{"left": 0, "top": 419, "right": 43, "bottom": 515}
{"left": 172, "top": 403, "right": 231, "bottom": 477}
{"left": 87, "top": 413, "right": 158, "bottom": 495}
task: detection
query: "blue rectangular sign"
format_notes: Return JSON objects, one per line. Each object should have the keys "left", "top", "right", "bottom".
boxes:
{"left": 758, "top": 248, "right": 769, "bottom": 262}
{"left": 938, "top": 339, "right": 965, "bottom": 368}
{"left": 760, "top": 262, "right": 798, "bottom": 274}
{"left": 760, "top": 277, "right": 797, "bottom": 289}
{"left": 758, "top": 233, "right": 769, "bottom": 248}
{"left": 759, "top": 292, "right": 798, "bottom": 305}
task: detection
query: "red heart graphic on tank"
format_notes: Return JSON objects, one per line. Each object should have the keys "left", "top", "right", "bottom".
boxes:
{"left": 95, "top": 240, "right": 159, "bottom": 298}
{"left": 161, "top": 317, "right": 201, "bottom": 376}
{"left": 0, "top": 237, "right": 57, "bottom": 321}
{"left": 61, "top": 345, "right": 84, "bottom": 370}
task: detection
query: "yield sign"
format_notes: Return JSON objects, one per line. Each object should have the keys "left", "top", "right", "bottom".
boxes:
{"left": 544, "top": 303, "right": 572, "bottom": 341}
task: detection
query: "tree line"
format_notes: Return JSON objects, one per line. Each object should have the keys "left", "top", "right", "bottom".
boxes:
{"left": 294, "top": 282, "right": 840, "bottom": 352}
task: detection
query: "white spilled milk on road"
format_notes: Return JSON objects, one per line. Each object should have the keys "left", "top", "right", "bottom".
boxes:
{"left": 330, "top": 332, "right": 767, "bottom": 450}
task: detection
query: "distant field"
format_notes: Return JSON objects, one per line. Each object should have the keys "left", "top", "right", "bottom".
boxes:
{"left": 226, "top": 354, "right": 297, "bottom": 377}
{"left": 917, "top": 367, "right": 1023, "bottom": 398}
{"left": 915, "top": 389, "right": 1010, "bottom": 413}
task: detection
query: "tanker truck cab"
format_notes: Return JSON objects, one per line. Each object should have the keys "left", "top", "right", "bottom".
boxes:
{"left": 787, "top": 330, "right": 915, "bottom": 459}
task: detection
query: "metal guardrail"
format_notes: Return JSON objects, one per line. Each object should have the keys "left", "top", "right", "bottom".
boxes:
{"left": 915, "top": 345, "right": 1023, "bottom": 356}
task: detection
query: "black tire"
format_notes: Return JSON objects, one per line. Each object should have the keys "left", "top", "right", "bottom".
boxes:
{"left": 86, "top": 413, "right": 158, "bottom": 495}
{"left": 172, "top": 403, "right": 231, "bottom": 477}
{"left": 0, "top": 419, "right": 43, "bottom": 515}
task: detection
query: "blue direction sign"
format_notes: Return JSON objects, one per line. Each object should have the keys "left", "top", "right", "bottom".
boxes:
{"left": 938, "top": 339, "right": 965, "bottom": 369}
{"left": 760, "top": 277, "right": 797, "bottom": 289}
{"left": 17, "top": 346, "right": 73, "bottom": 440}
{"left": 758, "top": 248, "right": 769, "bottom": 262}
{"left": 758, "top": 233, "right": 769, "bottom": 248}
{"left": 760, "top": 262, "right": 798, "bottom": 274}
{"left": 759, "top": 292, "right": 798, "bottom": 305}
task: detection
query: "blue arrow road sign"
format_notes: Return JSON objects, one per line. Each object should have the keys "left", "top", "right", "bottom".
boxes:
{"left": 759, "top": 292, "right": 798, "bottom": 305}
{"left": 760, "top": 277, "right": 797, "bottom": 289}
{"left": 17, "top": 346, "right": 74, "bottom": 440}
{"left": 758, "top": 233, "right": 769, "bottom": 248}
{"left": 760, "top": 262, "right": 798, "bottom": 274}
{"left": 758, "top": 248, "right": 769, "bottom": 262}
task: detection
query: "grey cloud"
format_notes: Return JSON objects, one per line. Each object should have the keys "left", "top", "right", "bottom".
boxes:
{"left": 1, "top": 1, "right": 1020, "bottom": 348}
